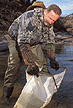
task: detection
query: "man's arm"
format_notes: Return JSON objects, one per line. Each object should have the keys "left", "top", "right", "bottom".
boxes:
{"left": 47, "top": 24, "right": 55, "bottom": 61}
{"left": 8, "top": 12, "right": 39, "bottom": 77}
{"left": 46, "top": 25, "right": 59, "bottom": 70}
{"left": 46, "top": 43, "right": 59, "bottom": 70}
{"left": 48, "top": 24, "right": 55, "bottom": 43}
{"left": 20, "top": 44, "right": 39, "bottom": 77}
{"left": 8, "top": 18, "right": 19, "bottom": 40}
{"left": 46, "top": 43, "right": 55, "bottom": 61}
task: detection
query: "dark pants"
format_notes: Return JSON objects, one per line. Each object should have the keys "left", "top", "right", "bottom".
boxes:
{"left": 4, "top": 35, "right": 20, "bottom": 87}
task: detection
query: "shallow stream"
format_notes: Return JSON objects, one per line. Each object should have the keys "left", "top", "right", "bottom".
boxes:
{"left": 0, "top": 43, "right": 73, "bottom": 108}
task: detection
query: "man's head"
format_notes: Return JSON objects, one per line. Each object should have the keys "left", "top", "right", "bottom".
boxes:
{"left": 43, "top": 4, "right": 62, "bottom": 26}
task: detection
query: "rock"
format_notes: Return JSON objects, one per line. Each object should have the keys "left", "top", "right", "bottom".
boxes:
{"left": 0, "top": 0, "right": 35, "bottom": 32}
{"left": 55, "top": 32, "right": 73, "bottom": 44}
{"left": 54, "top": 14, "right": 73, "bottom": 36}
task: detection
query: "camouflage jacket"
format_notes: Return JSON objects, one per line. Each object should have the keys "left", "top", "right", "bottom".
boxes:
{"left": 8, "top": 8, "right": 55, "bottom": 47}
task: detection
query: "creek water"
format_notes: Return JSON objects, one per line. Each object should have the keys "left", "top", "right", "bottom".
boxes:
{"left": 46, "top": 43, "right": 73, "bottom": 108}
{"left": 0, "top": 43, "right": 73, "bottom": 108}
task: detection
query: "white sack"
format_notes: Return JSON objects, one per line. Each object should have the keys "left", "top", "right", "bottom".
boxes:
{"left": 13, "top": 69, "right": 66, "bottom": 108}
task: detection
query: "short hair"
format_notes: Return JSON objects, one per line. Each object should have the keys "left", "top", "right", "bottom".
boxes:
{"left": 47, "top": 4, "right": 62, "bottom": 15}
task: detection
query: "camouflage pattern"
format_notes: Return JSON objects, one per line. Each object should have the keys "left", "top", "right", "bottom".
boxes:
{"left": 8, "top": 8, "right": 55, "bottom": 47}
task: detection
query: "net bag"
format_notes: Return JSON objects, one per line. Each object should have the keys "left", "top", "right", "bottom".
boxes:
{"left": 13, "top": 69, "right": 66, "bottom": 108}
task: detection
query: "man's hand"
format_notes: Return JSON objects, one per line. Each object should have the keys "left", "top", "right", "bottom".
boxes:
{"left": 50, "top": 60, "right": 59, "bottom": 70}
{"left": 20, "top": 44, "right": 39, "bottom": 77}
{"left": 27, "top": 64, "right": 39, "bottom": 77}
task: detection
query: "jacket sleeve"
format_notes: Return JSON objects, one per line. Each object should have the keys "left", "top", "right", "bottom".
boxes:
{"left": 20, "top": 44, "right": 35, "bottom": 65}
{"left": 46, "top": 25, "right": 56, "bottom": 61}
{"left": 48, "top": 24, "right": 55, "bottom": 43}
{"left": 8, "top": 18, "right": 19, "bottom": 40}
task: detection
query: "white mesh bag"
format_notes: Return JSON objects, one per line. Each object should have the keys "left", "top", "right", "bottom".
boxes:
{"left": 13, "top": 69, "right": 66, "bottom": 108}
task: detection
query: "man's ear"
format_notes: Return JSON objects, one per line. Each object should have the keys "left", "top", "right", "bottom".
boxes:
{"left": 44, "top": 9, "right": 47, "bottom": 15}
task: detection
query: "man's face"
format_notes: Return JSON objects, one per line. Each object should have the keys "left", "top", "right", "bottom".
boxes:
{"left": 43, "top": 9, "right": 60, "bottom": 26}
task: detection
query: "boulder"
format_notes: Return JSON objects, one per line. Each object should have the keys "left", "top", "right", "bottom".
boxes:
{"left": 54, "top": 14, "right": 73, "bottom": 35}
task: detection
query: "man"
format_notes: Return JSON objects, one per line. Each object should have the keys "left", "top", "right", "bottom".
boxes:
{"left": 15, "top": 4, "right": 61, "bottom": 78}
{"left": 2, "top": 1, "right": 46, "bottom": 104}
